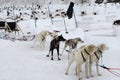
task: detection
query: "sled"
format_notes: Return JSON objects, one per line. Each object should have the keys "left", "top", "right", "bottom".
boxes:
{"left": 5, "top": 22, "right": 24, "bottom": 35}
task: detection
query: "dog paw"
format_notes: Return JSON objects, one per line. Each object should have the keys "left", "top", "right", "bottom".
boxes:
{"left": 90, "top": 75, "right": 94, "bottom": 77}
{"left": 65, "top": 72, "right": 68, "bottom": 75}
{"left": 80, "top": 70, "right": 82, "bottom": 72}
{"left": 51, "top": 58, "right": 54, "bottom": 60}
{"left": 98, "top": 74, "right": 102, "bottom": 76}
{"left": 60, "top": 54, "right": 62, "bottom": 56}
{"left": 86, "top": 77, "right": 90, "bottom": 79}
{"left": 75, "top": 73, "right": 78, "bottom": 75}
{"left": 46, "top": 55, "right": 49, "bottom": 57}
{"left": 58, "top": 58, "right": 61, "bottom": 60}
{"left": 79, "top": 78, "right": 82, "bottom": 80}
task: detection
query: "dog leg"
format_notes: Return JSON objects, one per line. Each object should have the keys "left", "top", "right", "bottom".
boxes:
{"left": 51, "top": 50, "right": 54, "bottom": 60}
{"left": 57, "top": 48, "right": 61, "bottom": 60}
{"left": 41, "top": 40, "right": 45, "bottom": 49}
{"left": 41, "top": 42, "right": 44, "bottom": 49}
{"left": 85, "top": 59, "right": 90, "bottom": 78}
{"left": 39, "top": 40, "right": 43, "bottom": 49}
{"left": 75, "top": 65, "right": 77, "bottom": 75}
{"left": 60, "top": 44, "right": 67, "bottom": 56}
{"left": 75, "top": 65, "right": 82, "bottom": 75}
{"left": 89, "top": 57, "right": 94, "bottom": 77}
{"left": 89, "top": 62, "right": 94, "bottom": 77}
{"left": 65, "top": 64, "right": 71, "bottom": 75}
{"left": 31, "top": 38, "right": 37, "bottom": 48}
{"left": 96, "top": 61, "right": 102, "bottom": 76}
{"left": 46, "top": 50, "right": 50, "bottom": 57}
{"left": 65, "top": 55, "right": 74, "bottom": 75}
{"left": 77, "top": 64, "right": 82, "bottom": 80}
{"left": 43, "top": 40, "right": 45, "bottom": 48}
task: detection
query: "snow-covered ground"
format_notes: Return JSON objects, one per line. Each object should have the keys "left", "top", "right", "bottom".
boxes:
{"left": 0, "top": 3, "right": 120, "bottom": 80}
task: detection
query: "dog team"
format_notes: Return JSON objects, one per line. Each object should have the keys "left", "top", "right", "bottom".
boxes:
{"left": 31, "top": 30, "right": 109, "bottom": 80}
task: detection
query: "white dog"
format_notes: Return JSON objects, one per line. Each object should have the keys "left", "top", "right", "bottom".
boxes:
{"left": 65, "top": 45, "right": 97, "bottom": 80}
{"left": 88, "top": 43, "right": 108, "bottom": 77}
{"left": 31, "top": 30, "right": 52, "bottom": 48}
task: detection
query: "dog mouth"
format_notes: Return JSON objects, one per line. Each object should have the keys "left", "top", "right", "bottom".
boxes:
{"left": 81, "top": 41, "right": 84, "bottom": 43}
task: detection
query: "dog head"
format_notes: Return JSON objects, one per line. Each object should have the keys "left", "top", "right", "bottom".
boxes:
{"left": 50, "top": 32, "right": 58, "bottom": 39}
{"left": 48, "top": 31, "right": 53, "bottom": 35}
{"left": 97, "top": 44, "right": 108, "bottom": 53}
{"left": 58, "top": 35, "right": 66, "bottom": 41}
{"left": 42, "top": 30, "right": 52, "bottom": 36}
{"left": 47, "top": 31, "right": 53, "bottom": 36}
{"left": 75, "top": 37, "right": 84, "bottom": 43}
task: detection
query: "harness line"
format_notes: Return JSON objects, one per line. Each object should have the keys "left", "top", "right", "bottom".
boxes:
{"left": 91, "top": 48, "right": 120, "bottom": 78}
{"left": 99, "top": 65, "right": 120, "bottom": 77}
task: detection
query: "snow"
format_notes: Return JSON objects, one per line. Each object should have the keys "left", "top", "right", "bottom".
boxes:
{"left": 0, "top": 3, "right": 120, "bottom": 80}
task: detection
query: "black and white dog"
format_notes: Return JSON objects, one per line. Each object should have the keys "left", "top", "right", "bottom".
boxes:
{"left": 47, "top": 35, "right": 66, "bottom": 60}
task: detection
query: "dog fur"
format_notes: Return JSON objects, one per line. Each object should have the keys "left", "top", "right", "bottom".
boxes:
{"left": 88, "top": 43, "right": 108, "bottom": 77}
{"left": 31, "top": 30, "right": 52, "bottom": 48}
{"left": 47, "top": 35, "right": 66, "bottom": 60}
{"left": 113, "top": 20, "right": 120, "bottom": 25}
{"left": 61, "top": 37, "right": 84, "bottom": 55}
{"left": 65, "top": 45, "right": 97, "bottom": 80}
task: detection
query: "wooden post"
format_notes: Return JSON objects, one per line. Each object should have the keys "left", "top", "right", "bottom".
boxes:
{"left": 17, "top": 24, "right": 24, "bottom": 35}
{"left": 47, "top": 5, "right": 53, "bottom": 25}
{"left": 73, "top": 10, "right": 78, "bottom": 28}
{"left": 104, "top": 3, "right": 107, "bottom": 14}
{"left": 32, "top": 3, "right": 37, "bottom": 28}
{"left": 62, "top": 14, "right": 68, "bottom": 33}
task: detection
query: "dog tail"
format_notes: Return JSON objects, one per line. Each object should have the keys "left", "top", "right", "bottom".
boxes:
{"left": 30, "top": 35, "right": 35, "bottom": 41}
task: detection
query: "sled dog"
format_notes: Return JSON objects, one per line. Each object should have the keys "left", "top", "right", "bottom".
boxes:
{"left": 31, "top": 30, "right": 52, "bottom": 48}
{"left": 65, "top": 45, "right": 97, "bottom": 80}
{"left": 88, "top": 43, "right": 108, "bottom": 77}
{"left": 47, "top": 35, "right": 66, "bottom": 60}
{"left": 61, "top": 37, "right": 84, "bottom": 55}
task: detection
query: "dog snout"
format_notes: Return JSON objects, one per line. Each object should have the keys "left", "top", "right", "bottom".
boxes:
{"left": 63, "top": 39, "right": 66, "bottom": 41}
{"left": 82, "top": 40, "right": 84, "bottom": 43}
{"left": 80, "top": 40, "right": 84, "bottom": 43}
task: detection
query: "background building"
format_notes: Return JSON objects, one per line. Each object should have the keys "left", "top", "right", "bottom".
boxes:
{"left": 0, "top": 0, "right": 120, "bottom": 5}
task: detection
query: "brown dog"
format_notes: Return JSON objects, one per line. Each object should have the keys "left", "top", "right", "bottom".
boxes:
{"left": 65, "top": 45, "right": 97, "bottom": 80}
